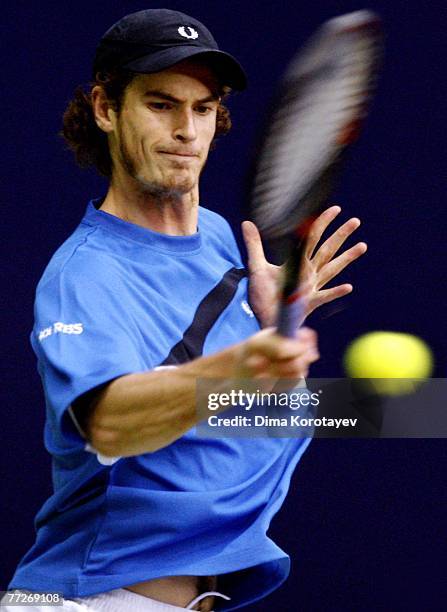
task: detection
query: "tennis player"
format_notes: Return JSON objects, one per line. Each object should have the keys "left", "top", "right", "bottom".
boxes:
{"left": 5, "top": 9, "right": 367, "bottom": 611}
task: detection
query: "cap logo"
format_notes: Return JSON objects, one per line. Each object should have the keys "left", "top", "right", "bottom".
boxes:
{"left": 178, "top": 26, "right": 199, "bottom": 40}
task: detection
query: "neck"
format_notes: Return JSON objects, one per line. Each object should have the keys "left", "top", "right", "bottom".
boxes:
{"left": 99, "top": 172, "right": 199, "bottom": 236}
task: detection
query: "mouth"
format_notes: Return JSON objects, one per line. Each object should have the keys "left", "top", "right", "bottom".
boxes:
{"left": 158, "top": 151, "right": 199, "bottom": 160}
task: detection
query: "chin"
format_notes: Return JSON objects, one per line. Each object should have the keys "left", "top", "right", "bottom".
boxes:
{"left": 162, "top": 170, "right": 198, "bottom": 193}
{"left": 136, "top": 174, "right": 195, "bottom": 199}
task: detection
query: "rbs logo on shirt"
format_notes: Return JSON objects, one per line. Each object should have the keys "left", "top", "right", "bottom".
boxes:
{"left": 38, "top": 322, "right": 84, "bottom": 341}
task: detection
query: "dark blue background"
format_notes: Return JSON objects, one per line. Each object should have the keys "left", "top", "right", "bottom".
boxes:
{"left": 2, "top": 1, "right": 446, "bottom": 609}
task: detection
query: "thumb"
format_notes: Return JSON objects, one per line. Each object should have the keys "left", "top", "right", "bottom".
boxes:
{"left": 242, "top": 221, "right": 266, "bottom": 272}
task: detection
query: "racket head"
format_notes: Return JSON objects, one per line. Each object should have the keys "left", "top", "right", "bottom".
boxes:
{"left": 248, "top": 10, "right": 384, "bottom": 245}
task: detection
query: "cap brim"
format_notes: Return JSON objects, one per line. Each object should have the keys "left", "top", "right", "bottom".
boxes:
{"left": 123, "top": 46, "right": 247, "bottom": 91}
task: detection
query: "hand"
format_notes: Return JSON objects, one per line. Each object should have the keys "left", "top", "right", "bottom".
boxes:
{"left": 236, "top": 327, "right": 319, "bottom": 380}
{"left": 242, "top": 206, "right": 367, "bottom": 328}
{"left": 300, "top": 205, "right": 367, "bottom": 319}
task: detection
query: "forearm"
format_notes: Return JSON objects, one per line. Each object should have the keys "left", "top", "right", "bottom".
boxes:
{"left": 88, "top": 343, "right": 240, "bottom": 457}
{"left": 87, "top": 327, "right": 318, "bottom": 457}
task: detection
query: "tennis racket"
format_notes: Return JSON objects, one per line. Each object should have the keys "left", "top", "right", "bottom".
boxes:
{"left": 249, "top": 10, "right": 383, "bottom": 337}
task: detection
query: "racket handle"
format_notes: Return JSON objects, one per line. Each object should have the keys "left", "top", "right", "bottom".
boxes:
{"left": 276, "top": 295, "right": 305, "bottom": 338}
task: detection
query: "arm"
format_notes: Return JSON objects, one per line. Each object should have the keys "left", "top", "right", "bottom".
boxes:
{"left": 82, "top": 327, "right": 318, "bottom": 457}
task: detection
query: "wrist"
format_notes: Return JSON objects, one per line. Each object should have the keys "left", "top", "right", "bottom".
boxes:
{"left": 181, "top": 343, "right": 241, "bottom": 380}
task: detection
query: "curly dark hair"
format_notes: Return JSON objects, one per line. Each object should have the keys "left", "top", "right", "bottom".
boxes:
{"left": 61, "top": 70, "right": 232, "bottom": 177}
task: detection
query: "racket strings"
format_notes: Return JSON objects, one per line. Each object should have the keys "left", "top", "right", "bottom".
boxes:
{"left": 252, "top": 26, "right": 382, "bottom": 238}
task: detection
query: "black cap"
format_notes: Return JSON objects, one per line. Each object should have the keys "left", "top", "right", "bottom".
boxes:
{"left": 93, "top": 9, "right": 247, "bottom": 90}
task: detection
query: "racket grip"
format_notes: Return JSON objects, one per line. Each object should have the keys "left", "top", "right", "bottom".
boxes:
{"left": 276, "top": 296, "right": 305, "bottom": 338}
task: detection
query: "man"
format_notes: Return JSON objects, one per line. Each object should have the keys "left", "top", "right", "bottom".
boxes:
{"left": 6, "top": 9, "right": 366, "bottom": 611}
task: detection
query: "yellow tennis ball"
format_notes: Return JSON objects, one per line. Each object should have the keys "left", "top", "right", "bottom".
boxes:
{"left": 343, "top": 331, "right": 434, "bottom": 396}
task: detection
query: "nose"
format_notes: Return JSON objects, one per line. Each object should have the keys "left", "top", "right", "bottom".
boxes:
{"left": 173, "top": 108, "right": 197, "bottom": 142}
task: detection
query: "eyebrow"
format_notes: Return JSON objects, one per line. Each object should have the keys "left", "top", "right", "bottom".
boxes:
{"left": 142, "top": 89, "right": 219, "bottom": 104}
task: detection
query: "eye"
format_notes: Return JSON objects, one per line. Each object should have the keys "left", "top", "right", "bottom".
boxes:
{"left": 195, "top": 105, "right": 214, "bottom": 115}
{"left": 148, "top": 102, "right": 172, "bottom": 111}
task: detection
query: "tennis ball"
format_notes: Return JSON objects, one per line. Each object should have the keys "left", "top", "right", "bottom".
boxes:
{"left": 343, "top": 331, "right": 433, "bottom": 396}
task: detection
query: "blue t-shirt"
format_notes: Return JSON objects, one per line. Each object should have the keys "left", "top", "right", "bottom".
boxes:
{"left": 9, "top": 200, "right": 311, "bottom": 610}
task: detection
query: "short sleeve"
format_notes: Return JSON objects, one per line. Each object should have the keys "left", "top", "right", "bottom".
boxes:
{"left": 32, "top": 260, "right": 150, "bottom": 451}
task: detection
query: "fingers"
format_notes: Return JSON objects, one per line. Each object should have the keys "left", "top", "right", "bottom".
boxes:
{"left": 248, "top": 327, "right": 316, "bottom": 359}
{"left": 308, "top": 284, "right": 353, "bottom": 311}
{"left": 241, "top": 220, "right": 267, "bottom": 273}
{"left": 315, "top": 241, "right": 367, "bottom": 288}
{"left": 305, "top": 206, "right": 342, "bottom": 258}
{"left": 312, "top": 216, "right": 363, "bottom": 268}
{"left": 271, "top": 346, "right": 319, "bottom": 378}
{"left": 244, "top": 353, "right": 271, "bottom": 376}
{"left": 240, "top": 327, "right": 319, "bottom": 378}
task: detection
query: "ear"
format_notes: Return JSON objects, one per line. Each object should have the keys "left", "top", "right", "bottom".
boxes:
{"left": 91, "top": 86, "right": 116, "bottom": 133}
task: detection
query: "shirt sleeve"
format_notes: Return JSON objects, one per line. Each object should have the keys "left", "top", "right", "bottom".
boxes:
{"left": 32, "top": 260, "right": 150, "bottom": 451}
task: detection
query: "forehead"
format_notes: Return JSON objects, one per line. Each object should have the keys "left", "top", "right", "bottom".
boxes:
{"left": 128, "top": 60, "right": 221, "bottom": 99}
